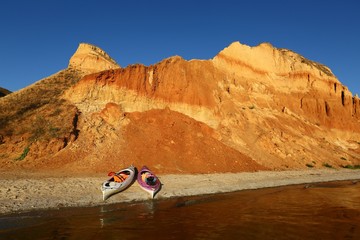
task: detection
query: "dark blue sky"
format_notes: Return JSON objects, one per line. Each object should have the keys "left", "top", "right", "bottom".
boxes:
{"left": 0, "top": 0, "right": 359, "bottom": 95}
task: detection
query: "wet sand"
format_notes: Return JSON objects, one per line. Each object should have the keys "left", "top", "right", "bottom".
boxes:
{"left": 1, "top": 169, "right": 359, "bottom": 215}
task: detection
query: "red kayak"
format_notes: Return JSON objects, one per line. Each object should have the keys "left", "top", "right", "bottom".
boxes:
{"left": 137, "top": 166, "right": 161, "bottom": 198}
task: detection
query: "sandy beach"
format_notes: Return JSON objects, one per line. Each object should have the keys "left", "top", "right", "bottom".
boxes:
{"left": 1, "top": 169, "right": 359, "bottom": 215}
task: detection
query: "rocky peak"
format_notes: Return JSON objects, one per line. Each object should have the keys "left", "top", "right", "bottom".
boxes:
{"left": 68, "top": 43, "right": 120, "bottom": 73}
{"left": 213, "top": 41, "right": 337, "bottom": 80}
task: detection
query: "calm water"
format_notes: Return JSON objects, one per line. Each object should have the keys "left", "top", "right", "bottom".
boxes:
{"left": 1, "top": 180, "right": 360, "bottom": 240}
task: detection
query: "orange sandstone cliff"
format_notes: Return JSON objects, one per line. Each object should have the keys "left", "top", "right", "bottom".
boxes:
{"left": 0, "top": 42, "right": 359, "bottom": 174}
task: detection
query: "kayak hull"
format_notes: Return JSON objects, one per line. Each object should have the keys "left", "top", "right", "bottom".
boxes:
{"left": 101, "top": 165, "right": 135, "bottom": 200}
{"left": 137, "top": 166, "right": 161, "bottom": 198}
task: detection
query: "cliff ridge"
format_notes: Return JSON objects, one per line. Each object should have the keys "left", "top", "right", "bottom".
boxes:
{"left": 0, "top": 41, "right": 359, "bottom": 174}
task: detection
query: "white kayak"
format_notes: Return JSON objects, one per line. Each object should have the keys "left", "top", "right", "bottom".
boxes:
{"left": 101, "top": 165, "right": 135, "bottom": 200}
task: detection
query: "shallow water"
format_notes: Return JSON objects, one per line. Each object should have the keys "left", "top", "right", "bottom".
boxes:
{"left": 1, "top": 180, "right": 360, "bottom": 239}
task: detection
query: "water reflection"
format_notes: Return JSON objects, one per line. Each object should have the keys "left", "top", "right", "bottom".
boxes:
{"left": 1, "top": 180, "right": 360, "bottom": 239}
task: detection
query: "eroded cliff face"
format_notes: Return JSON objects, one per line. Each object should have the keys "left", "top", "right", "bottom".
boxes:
{"left": 65, "top": 41, "right": 359, "bottom": 131}
{"left": 62, "top": 41, "right": 359, "bottom": 172}
{"left": 1, "top": 41, "right": 359, "bottom": 174}
{"left": 214, "top": 42, "right": 360, "bottom": 129}
{"left": 64, "top": 56, "right": 223, "bottom": 128}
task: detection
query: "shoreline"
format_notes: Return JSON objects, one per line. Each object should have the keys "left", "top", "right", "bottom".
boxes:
{"left": 1, "top": 169, "right": 359, "bottom": 216}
